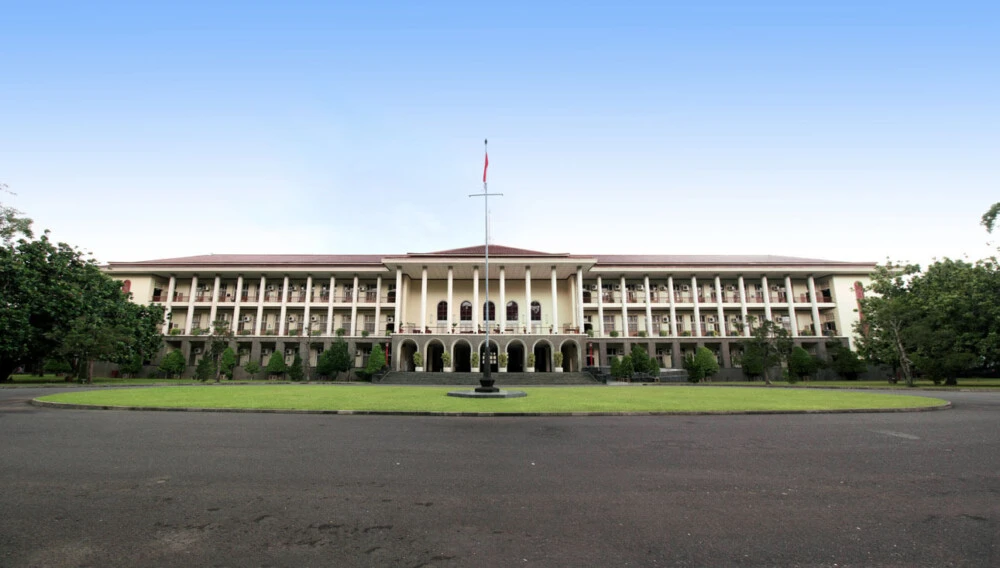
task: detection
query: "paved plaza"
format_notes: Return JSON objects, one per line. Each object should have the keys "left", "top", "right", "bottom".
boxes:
{"left": 1, "top": 387, "right": 997, "bottom": 567}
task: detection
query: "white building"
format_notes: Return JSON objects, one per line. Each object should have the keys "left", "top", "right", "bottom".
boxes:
{"left": 107, "top": 245, "right": 873, "bottom": 378}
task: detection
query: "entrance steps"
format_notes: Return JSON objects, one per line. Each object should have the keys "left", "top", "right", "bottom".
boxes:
{"left": 378, "top": 371, "right": 600, "bottom": 386}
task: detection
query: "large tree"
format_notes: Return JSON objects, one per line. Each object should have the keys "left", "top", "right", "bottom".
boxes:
{"left": 738, "top": 317, "right": 793, "bottom": 385}
{"left": 854, "top": 262, "right": 921, "bottom": 386}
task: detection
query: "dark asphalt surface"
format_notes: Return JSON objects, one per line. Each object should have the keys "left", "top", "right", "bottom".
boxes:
{"left": 0, "top": 387, "right": 997, "bottom": 567}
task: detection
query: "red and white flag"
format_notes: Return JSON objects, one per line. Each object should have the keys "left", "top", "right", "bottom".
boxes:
{"left": 483, "top": 150, "right": 489, "bottom": 183}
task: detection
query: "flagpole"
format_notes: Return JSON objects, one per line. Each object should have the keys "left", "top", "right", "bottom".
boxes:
{"left": 470, "top": 138, "right": 502, "bottom": 392}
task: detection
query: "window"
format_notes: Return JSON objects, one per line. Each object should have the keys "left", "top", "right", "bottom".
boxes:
{"left": 506, "top": 301, "right": 518, "bottom": 321}
{"left": 483, "top": 301, "right": 495, "bottom": 321}
{"left": 437, "top": 301, "right": 448, "bottom": 321}
{"left": 460, "top": 301, "right": 472, "bottom": 321}
{"left": 627, "top": 315, "right": 638, "bottom": 335}
{"left": 603, "top": 315, "right": 615, "bottom": 334}
{"left": 531, "top": 301, "right": 541, "bottom": 321}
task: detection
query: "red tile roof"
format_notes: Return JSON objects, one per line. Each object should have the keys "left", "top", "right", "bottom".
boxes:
{"left": 417, "top": 245, "right": 565, "bottom": 256}
{"left": 117, "top": 254, "right": 386, "bottom": 266}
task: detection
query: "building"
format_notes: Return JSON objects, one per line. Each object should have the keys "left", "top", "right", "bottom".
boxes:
{"left": 106, "top": 245, "right": 874, "bottom": 379}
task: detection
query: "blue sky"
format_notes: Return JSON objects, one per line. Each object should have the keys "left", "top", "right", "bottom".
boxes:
{"left": 1, "top": 1, "right": 997, "bottom": 266}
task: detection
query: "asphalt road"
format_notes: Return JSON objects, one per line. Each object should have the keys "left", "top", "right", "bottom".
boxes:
{"left": 0, "top": 387, "right": 997, "bottom": 567}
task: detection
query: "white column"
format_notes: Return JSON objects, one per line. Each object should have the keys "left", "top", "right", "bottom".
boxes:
{"left": 393, "top": 269, "right": 402, "bottom": 333}
{"left": 402, "top": 277, "right": 410, "bottom": 332}
{"left": 714, "top": 275, "right": 725, "bottom": 337}
{"left": 620, "top": 275, "right": 628, "bottom": 337}
{"left": 419, "top": 267, "right": 428, "bottom": 334}
{"left": 551, "top": 267, "right": 559, "bottom": 334}
{"left": 447, "top": 266, "right": 454, "bottom": 333}
{"left": 472, "top": 266, "right": 480, "bottom": 331}
{"left": 576, "top": 267, "right": 585, "bottom": 333}
{"left": 303, "top": 275, "right": 313, "bottom": 336}
{"left": 644, "top": 274, "right": 653, "bottom": 336}
{"left": 374, "top": 275, "right": 382, "bottom": 335}
{"left": 667, "top": 276, "right": 677, "bottom": 336}
{"left": 499, "top": 266, "right": 506, "bottom": 333}
{"left": 786, "top": 275, "right": 797, "bottom": 337}
{"left": 255, "top": 276, "right": 266, "bottom": 335}
{"left": 350, "top": 275, "right": 360, "bottom": 336}
{"left": 326, "top": 276, "right": 335, "bottom": 336}
{"left": 808, "top": 275, "right": 821, "bottom": 337}
{"left": 761, "top": 275, "right": 773, "bottom": 322}
{"left": 163, "top": 275, "right": 176, "bottom": 334}
{"left": 525, "top": 267, "right": 532, "bottom": 334}
{"left": 232, "top": 275, "right": 244, "bottom": 334}
{"left": 209, "top": 275, "right": 221, "bottom": 328}
{"left": 691, "top": 275, "right": 701, "bottom": 337}
{"left": 596, "top": 275, "right": 604, "bottom": 337}
{"left": 185, "top": 275, "right": 198, "bottom": 334}
{"left": 737, "top": 275, "right": 749, "bottom": 337}
{"left": 278, "top": 275, "right": 289, "bottom": 335}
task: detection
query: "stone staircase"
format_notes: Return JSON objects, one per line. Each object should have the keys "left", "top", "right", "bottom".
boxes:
{"left": 377, "top": 371, "right": 601, "bottom": 386}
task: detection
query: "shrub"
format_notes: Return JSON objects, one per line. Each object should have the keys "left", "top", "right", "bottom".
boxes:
{"left": 638, "top": 330, "right": 647, "bottom": 337}
{"left": 788, "top": 346, "right": 818, "bottom": 383}
{"left": 44, "top": 359, "right": 73, "bottom": 375}
{"left": 659, "top": 330, "right": 669, "bottom": 337}
{"left": 498, "top": 352, "right": 509, "bottom": 367}
{"left": 335, "top": 328, "right": 346, "bottom": 337}
{"left": 158, "top": 350, "right": 186, "bottom": 378}
{"left": 219, "top": 347, "right": 237, "bottom": 380}
{"left": 288, "top": 353, "right": 304, "bottom": 381}
{"left": 471, "top": 352, "right": 480, "bottom": 370}
{"left": 364, "top": 345, "right": 386, "bottom": 377}
{"left": 527, "top": 353, "right": 536, "bottom": 369}
{"left": 586, "top": 329, "right": 594, "bottom": 337}
{"left": 243, "top": 360, "right": 261, "bottom": 379}
{"left": 441, "top": 351, "right": 452, "bottom": 367}
{"left": 118, "top": 353, "right": 143, "bottom": 378}
{"left": 266, "top": 351, "right": 287, "bottom": 379}
{"left": 609, "top": 330, "right": 619, "bottom": 337}
{"left": 412, "top": 351, "right": 423, "bottom": 367}
{"left": 169, "top": 328, "right": 183, "bottom": 336}
{"left": 195, "top": 355, "right": 215, "bottom": 382}
{"left": 684, "top": 347, "right": 720, "bottom": 383}
{"left": 361, "top": 330, "right": 369, "bottom": 337}
{"left": 740, "top": 342, "right": 767, "bottom": 381}
{"left": 553, "top": 352, "right": 564, "bottom": 367}
{"left": 827, "top": 341, "right": 866, "bottom": 380}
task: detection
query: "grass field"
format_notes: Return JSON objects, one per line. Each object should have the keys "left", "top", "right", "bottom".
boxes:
{"left": 773, "top": 379, "right": 1000, "bottom": 389}
{"left": 37, "top": 385, "right": 949, "bottom": 414}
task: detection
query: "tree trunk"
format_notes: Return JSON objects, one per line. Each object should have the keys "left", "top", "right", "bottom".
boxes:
{"left": 86, "top": 359, "right": 94, "bottom": 384}
{"left": 944, "top": 376, "right": 958, "bottom": 386}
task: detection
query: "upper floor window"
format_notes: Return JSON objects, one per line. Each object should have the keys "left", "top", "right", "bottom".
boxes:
{"left": 437, "top": 301, "right": 448, "bottom": 321}
{"left": 506, "top": 301, "right": 518, "bottom": 321}
{"left": 483, "top": 301, "right": 495, "bottom": 321}
{"left": 460, "top": 301, "right": 472, "bottom": 321}
{"left": 531, "top": 301, "right": 541, "bottom": 321}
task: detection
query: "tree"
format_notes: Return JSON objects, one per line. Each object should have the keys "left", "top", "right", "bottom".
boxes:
{"left": 827, "top": 341, "right": 866, "bottom": 380}
{"left": 738, "top": 317, "right": 792, "bottom": 385}
{"left": 787, "top": 346, "right": 817, "bottom": 383}
{"left": 0, "top": 227, "right": 164, "bottom": 382}
{"left": 320, "top": 339, "right": 352, "bottom": 380}
{"left": 854, "top": 263, "right": 921, "bottom": 386}
{"left": 207, "top": 319, "right": 233, "bottom": 382}
{"left": 288, "top": 353, "right": 304, "bottom": 382}
{"left": 158, "top": 350, "right": 186, "bottom": 378}
{"left": 265, "top": 351, "right": 287, "bottom": 379}
{"left": 244, "top": 360, "right": 261, "bottom": 379}
{"left": 0, "top": 184, "right": 33, "bottom": 245}
{"left": 684, "top": 346, "right": 720, "bottom": 383}
{"left": 629, "top": 344, "right": 659, "bottom": 376}
{"left": 364, "top": 344, "right": 386, "bottom": 378}
{"left": 195, "top": 354, "right": 215, "bottom": 382}
{"left": 219, "top": 347, "right": 237, "bottom": 380}
{"left": 981, "top": 202, "right": 1000, "bottom": 234}
{"left": 118, "top": 352, "right": 144, "bottom": 379}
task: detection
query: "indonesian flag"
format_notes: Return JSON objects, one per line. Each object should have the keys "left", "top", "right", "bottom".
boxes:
{"left": 483, "top": 151, "right": 489, "bottom": 183}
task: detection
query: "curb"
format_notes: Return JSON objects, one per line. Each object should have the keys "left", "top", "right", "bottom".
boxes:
{"left": 29, "top": 398, "right": 952, "bottom": 417}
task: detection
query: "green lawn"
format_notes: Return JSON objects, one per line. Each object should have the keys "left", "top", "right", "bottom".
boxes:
{"left": 37, "top": 385, "right": 948, "bottom": 414}
{"left": 772, "top": 379, "right": 1000, "bottom": 389}
{"left": 6, "top": 374, "right": 206, "bottom": 386}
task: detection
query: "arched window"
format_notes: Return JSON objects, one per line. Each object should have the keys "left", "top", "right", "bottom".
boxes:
{"left": 531, "top": 301, "right": 541, "bottom": 321}
{"left": 506, "top": 301, "right": 518, "bottom": 321}
{"left": 437, "top": 301, "right": 448, "bottom": 321}
{"left": 460, "top": 301, "right": 472, "bottom": 321}
{"left": 122, "top": 280, "right": 132, "bottom": 294}
{"left": 483, "top": 301, "right": 495, "bottom": 321}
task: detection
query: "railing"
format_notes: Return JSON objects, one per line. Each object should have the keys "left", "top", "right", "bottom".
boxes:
{"left": 286, "top": 293, "right": 308, "bottom": 303}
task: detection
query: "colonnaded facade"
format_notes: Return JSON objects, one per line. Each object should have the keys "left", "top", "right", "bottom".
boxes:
{"left": 106, "top": 245, "right": 874, "bottom": 378}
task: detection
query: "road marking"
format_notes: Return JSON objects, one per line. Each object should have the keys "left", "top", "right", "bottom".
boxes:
{"left": 872, "top": 430, "right": 920, "bottom": 440}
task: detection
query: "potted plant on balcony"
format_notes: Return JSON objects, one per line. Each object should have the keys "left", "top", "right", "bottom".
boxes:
{"left": 526, "top": 353, "right": 536, "bottom": 373}
{"left": 553, "top": 352, "right": 564, "bottom": 373}
{"left": 498, "top": 352, "right": 508, "bottom": 372}
{"left": 442, "top": 351, "right": 452, "bottom": 372}
{"left": 336, "top": 328, "right": 346, "bottom": 337}
{"left": 610, "top": 330, "right": 619, "bottom": 337}
{"left": 470, "top": 352, "right": 480, "bottom": 372}
{"left": 412, "top": 351, "right": 423, "bottom": 372}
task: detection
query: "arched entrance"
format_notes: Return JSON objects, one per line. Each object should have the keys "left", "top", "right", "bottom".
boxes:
{"left": 454, "top": 341, "right": 472, "bottom": 372}
{"left": 427, "top": 341, "right": 445, "bottom": 372}
{"left": 533, "top": 341, "right": 553, "bottom": 372}
{"left": 506, "top": 341, "right": 525, "bottom": 372}
{"left": 478, "top": 341, "right": 499, "bottom": 373}
{"left": 559, "top": 341, "right": 580, "bottom": 372}
{"left": 398, "top": 340, "right": 418, "bottom": 371}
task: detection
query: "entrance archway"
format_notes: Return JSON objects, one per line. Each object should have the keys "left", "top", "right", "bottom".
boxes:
{"left": 398, "top": 341, "right": 417, "bottom": 371}
{"left": 506, "top": 342, "right": 525, "bottom": 372}
{"left": 533, "top": 341, "right": 553, "bottom": 372}
{"left": 454, "top": 341, "right": 472, "bottom": 372}
{"left": 478, "top": 341, "right": 499, "bottom": 373}
{"left": 559, "top": 341, "right": 580, "bottom": 372}
{"left": 427, "top": 341, "right": 445, "bottom": 372}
